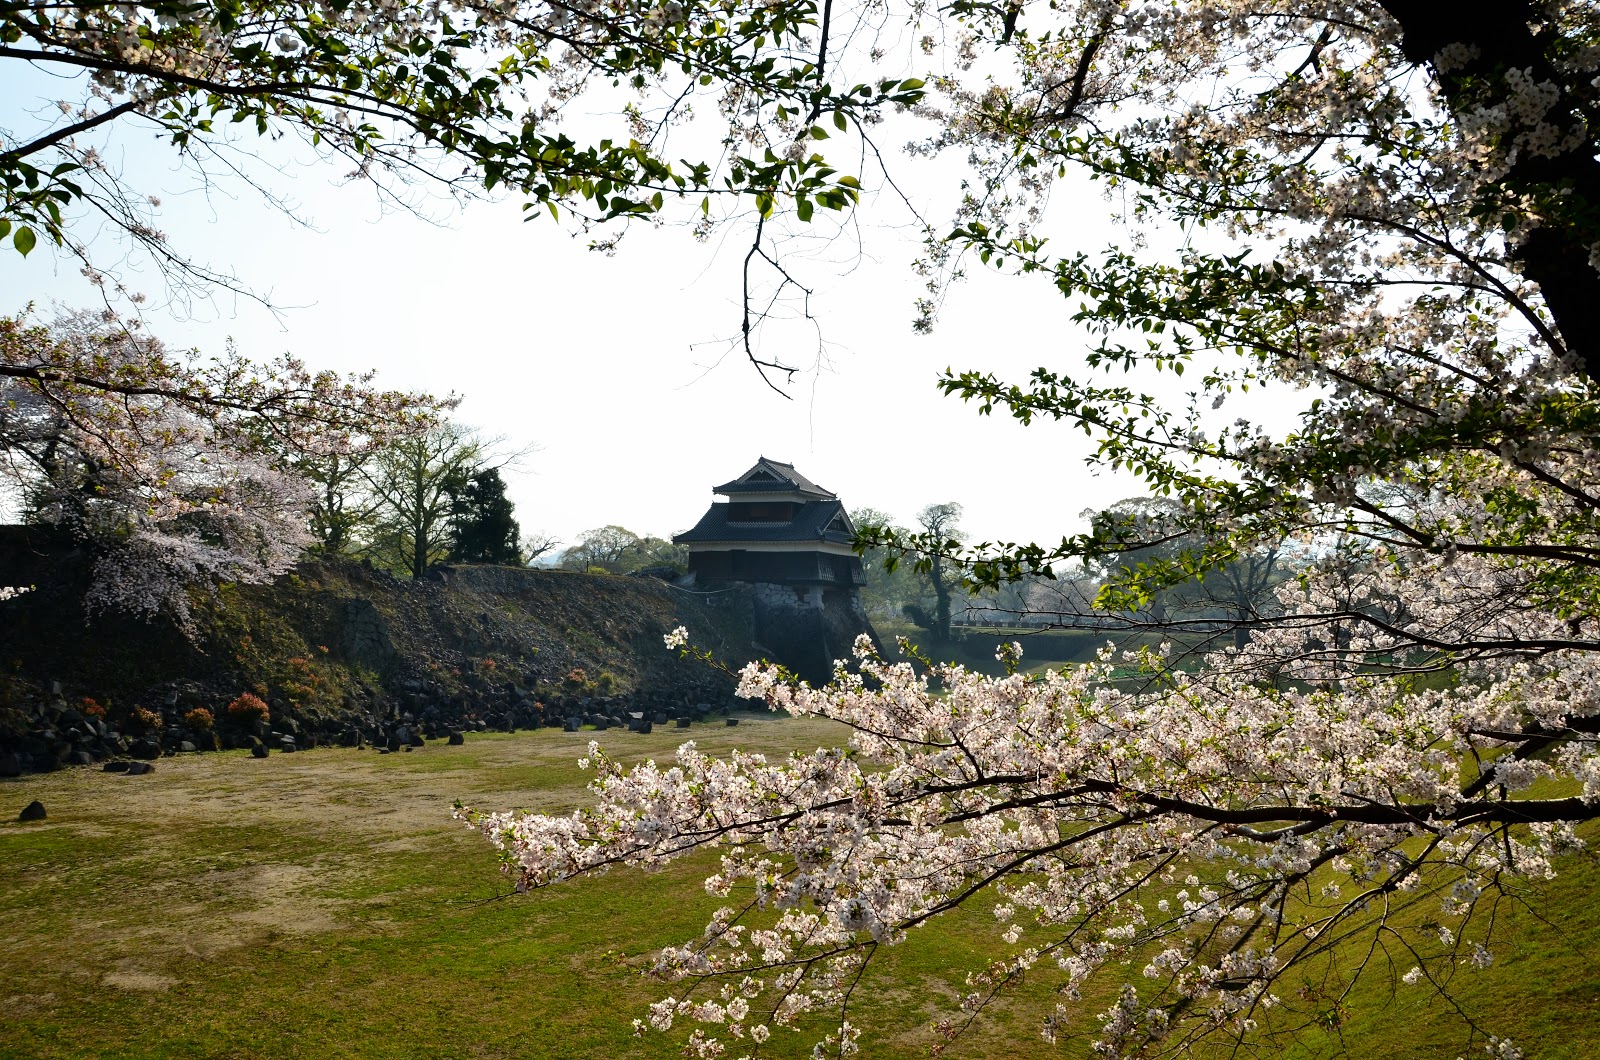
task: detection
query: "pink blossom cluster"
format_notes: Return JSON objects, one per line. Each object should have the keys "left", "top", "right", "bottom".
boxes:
{"left": 1, "top": 309, "right": 446, "bottom": 624}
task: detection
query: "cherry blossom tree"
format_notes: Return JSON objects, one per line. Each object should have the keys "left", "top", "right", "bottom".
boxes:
{"left": 2, "top": 307, "right": 448, "bottom": 623}
{"left": 461, "top": 3, "right": 1600, "bottom": 1057}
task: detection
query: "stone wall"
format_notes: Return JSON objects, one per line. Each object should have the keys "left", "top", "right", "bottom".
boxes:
{"left": 738, "top": 580, "right": 878, "bottom": 684}
{"left": 0, "top": 554, "right": 762, "bottom": 774}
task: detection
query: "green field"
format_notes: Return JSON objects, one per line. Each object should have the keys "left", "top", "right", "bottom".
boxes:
{"left": 4, "top": 723, "right": 1600, "bottom": 1059}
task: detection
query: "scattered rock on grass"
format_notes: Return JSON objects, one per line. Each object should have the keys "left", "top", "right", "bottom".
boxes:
{"left": 18, "top": 799, "right": 45, "bottom": 822}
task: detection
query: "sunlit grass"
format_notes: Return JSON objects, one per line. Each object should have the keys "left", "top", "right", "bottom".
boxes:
{"left": 2, "top": 724, "right": 1598, "bottom": 1058}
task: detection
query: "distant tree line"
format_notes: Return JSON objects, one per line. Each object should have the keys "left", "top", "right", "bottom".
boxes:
{"left": 555, "top": 525, "right": 686, "bottom": 576}
{"left": 302, "top": 420, "right": 553, "bottom": 578}
{"left": 852, "top": 496, "right": 1302, "bottom": 655}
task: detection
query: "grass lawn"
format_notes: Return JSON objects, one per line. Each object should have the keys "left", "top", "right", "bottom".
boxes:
{"left": 4, "top": 721, "right": 1600, "bottom": 1059}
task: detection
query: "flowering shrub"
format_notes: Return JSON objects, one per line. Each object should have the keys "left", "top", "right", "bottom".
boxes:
{"left": 183, "top": 707, "right": 214, "bottom": 730}
{"left": 80, "top": 697, "right": 106, "bottom": 719}
{"left": 562, "top": 668, "right": 588, "bottom": 691}
{"left": 130, "top": 706, "right": 162, "bottom": 731}
{"left": 225, "top": 693, "right": 270, "bottom": 725}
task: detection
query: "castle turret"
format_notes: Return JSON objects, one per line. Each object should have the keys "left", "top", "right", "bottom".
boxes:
{"left": 674, "top": 458, "right": 874, "bottom": 680}
{"left": 674, "top": 457, "right": 864, "bottom": 593}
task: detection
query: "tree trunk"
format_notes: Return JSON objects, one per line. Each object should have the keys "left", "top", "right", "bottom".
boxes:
{"left": 411, "top": 464, "right": 427, "bottom": 579}
{"left": 930, "top": 561, "right": 952, "bottom": 642}
{"left": 1379, "top": 0, "right": 1600, "bottom": 378}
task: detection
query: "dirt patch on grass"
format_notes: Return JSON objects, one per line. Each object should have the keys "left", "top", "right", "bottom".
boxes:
{"left": 207, "top": 862, "right": 350, "bottom": 939}
{"left": 102, "top": 971, "right": 178, "bottom": 993}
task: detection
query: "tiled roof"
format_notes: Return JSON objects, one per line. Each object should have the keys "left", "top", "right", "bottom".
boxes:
{"left": 674, "top": 499, "right": 855, "bottom": 545}
{"left": 713, "top": 457, "right": 836, "bottom": 498}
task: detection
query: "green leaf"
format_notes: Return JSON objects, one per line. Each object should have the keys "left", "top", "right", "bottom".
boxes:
{"left": 14, "top": 226, "right": 36, "bottom": 256}
{"left": 833, "top": 111, "right": 847, "bottom": 131}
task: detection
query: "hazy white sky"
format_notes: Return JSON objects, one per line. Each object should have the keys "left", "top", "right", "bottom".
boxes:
{"left": 2, "top": 70, "right": 1237, "bottom": 552}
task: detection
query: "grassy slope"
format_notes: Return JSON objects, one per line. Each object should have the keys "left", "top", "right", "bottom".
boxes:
{"left": 3, "top": 723, "right": 1599, "bottom": 1059}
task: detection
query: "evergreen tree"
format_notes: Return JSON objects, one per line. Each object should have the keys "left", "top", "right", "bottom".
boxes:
{"left": 448, "top": 468, "right": 523, "bottom": 566}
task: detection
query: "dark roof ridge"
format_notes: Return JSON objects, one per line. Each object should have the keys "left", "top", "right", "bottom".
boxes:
{"left": 714, "top": 457, "right": 836, "bottom": 498}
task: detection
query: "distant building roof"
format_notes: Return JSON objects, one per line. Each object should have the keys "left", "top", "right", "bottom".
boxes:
{"left": 675, "top": 498, "right": 855, "bottom": 545}
{"left": 713, "top": 457, "right": 836, "bottom": 499}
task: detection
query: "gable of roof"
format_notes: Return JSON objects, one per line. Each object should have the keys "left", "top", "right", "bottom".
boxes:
{"left": 713, "top": 457, "right": 836, "bottom": 499}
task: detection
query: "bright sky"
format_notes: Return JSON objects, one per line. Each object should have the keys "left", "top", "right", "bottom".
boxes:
{"left": 1, "top": 68, "right": 1240, "bottom": 553}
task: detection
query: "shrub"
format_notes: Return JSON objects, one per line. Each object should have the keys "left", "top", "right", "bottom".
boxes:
{"left": 81, "top": 697, "right": 106, "bottom": 718}
{"left": 563, "top": 667, "right": 588, "bottom": 690}
{"left": 595, "top": 671, "right": 618, "bottom": 693}
{"left": 131, "top": 706, "right": 163, "bottom": 731}
{"left": 226, "top": 693, "right": 270, "bottom": 724}
{"left": 184, "top": 707, "right": 214, "bottom": 730}
{"left": 280, "top": 657, "right": 323, "bottom": 706}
